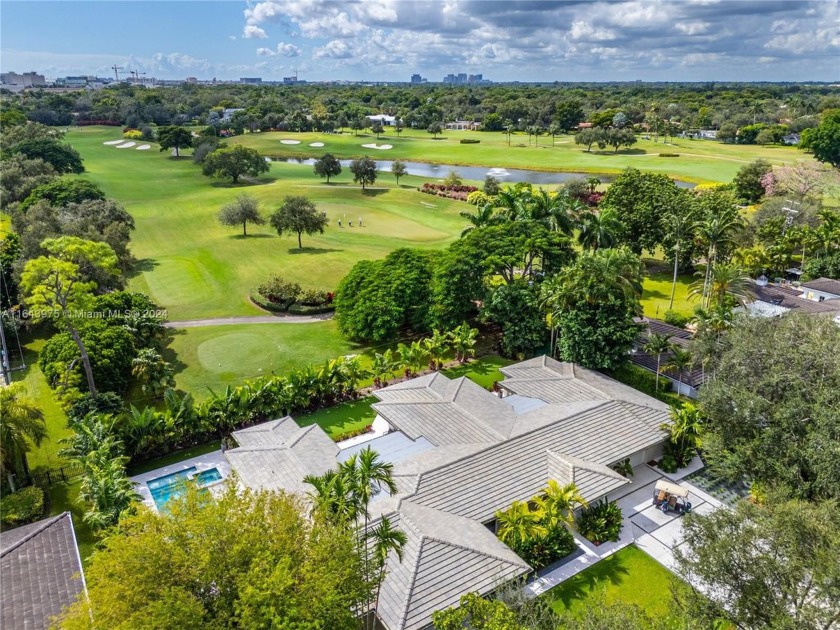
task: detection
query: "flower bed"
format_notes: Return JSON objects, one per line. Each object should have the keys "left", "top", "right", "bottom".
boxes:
{"left": 419, "top": 182, "right": 478, "bottom": 202}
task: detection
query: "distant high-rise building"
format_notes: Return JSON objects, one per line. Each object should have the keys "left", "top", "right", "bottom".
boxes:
{"left": 240, "top": 77, "right": 262, "bottom": 84}
{"left": 411, "top": 73, "right": 423, "bottom": 84}
{"left": 1, "top": 71, "right": 46, "bottom": 89}
{"left": 468, "top": 74, "right": 483, "bottom": 83}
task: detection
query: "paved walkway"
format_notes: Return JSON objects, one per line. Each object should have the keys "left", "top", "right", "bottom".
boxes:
{"left": 525, "top": 462, "right": 725, "bottom": 598}
{"left": 164, "top": 313, "right": 333, "bottom": 328}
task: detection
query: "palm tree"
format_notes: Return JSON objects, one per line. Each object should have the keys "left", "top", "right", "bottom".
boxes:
{"left": 304, "top": 469, "right": 359, "bottom": 525}
{"left": 423, "top": 329, "right": 450, "bottom": 371}
{"left": 661, "top": 211, "right": 698, "bottom": 311}
{"left": 121, "top": 405, "right": 165, "bottom": 457}
{"left": 643, "top": 333, "right": 673, "bottom": 393}
{"left": 691, "top": 263, "right": 754, "bottom": 308}
{"left": 371, "top": 349, "right": 397, "bottom": 389}
{"left": 448, "top": 323, "right": 478, "bottom": 363}
{"left": 577, "top": 209, "right": 621, "bottom": 251}
{"left": 695, "top": 203, "right": 743, "bottom": 307}
{"left": 338, "top": 355, "right": 369, "bottom": 396}
{"left": 459, "top": 203, "right": 499, "bottom": 236}
{"left": 504, "top": 119, "right": 514, "bottom": 146}
{"left": 536, "top": 480, "right": 587, "bottom": 528}
{"left": 366, "top": 516, "right": 408, "bottom": 630}
{"left": 548, "top": 123, "right": 560, "bottom": 146}
{"left": 663, "top": 347, "right": 693, "bottom": 392}
{"left": 495, "top": 501, "right": 546, "bottom": 550}
{"left": 664, "top": 403, "right": 704, "bottom": 467}
{"left": 78, "top": 444, "right": 138, "bottom": 530}
{"left": 0, "top": 383, "right": 46, "bottom": 490}
{"left": 397, "top": 341, "right": 426, "bottom": 379}
{"left": 494, "top": 186, "right": 530, "bottom": 222}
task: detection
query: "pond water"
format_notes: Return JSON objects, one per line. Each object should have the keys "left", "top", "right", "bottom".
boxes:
{"left": 275, "top": 157, "right": 695, "bottom": 188}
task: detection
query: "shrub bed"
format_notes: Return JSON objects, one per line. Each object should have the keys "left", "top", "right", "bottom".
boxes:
{"left": 460, "top": 138, "right": 480, "bottom": 144}
{"left": 419, "top": 182, "right": 478, "bottom": 202}
{"left": 250, "top": 291, "right": 291, "bottom": 313}
{"left": 659, "top": 153, "right": 680, "bottom": 157}
{"left": 288, "top": 303, "right": 335, "bottom": 315}
{"left": 333, "top": 425, "right": 373, "bottom": 442}
{"left": 0, "top": 486, "right": 45, "bottom": 529}
{"left": 517, "top": 524, "right": 576, "bottom": 569}
{"left": 576, "top": 500, "right": 623, "bottom": 544}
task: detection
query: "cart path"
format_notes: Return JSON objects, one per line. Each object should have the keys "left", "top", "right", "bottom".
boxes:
{"left": 164, "top": 314, "right": 333, "bottom": 328}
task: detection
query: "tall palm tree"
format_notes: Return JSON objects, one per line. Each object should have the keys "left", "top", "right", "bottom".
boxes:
{"left": 695, "top": 206, "right": 743, "bottom": 307}
{"left": 643, "top": 333, "right": 673, "bottom": 393}
{"left": 663, "top": 403, "right": 704, "bottom": 466}
{"left": 0, "top": 383, "right": 46, "bottom": 490}
{"left": 691, "top": 263, "right": 755, "bottom": 308}
{"left": 304, "top": 469, "right": 359, "bottom": 525}
{"left": 459, "top": 202, "right": 499, "bottom": 237}
{"left": 577, "top": 208, "right": 621, "bottom": 251}
{"left": 494, "top": 186, "right": 530, "bottom": 222}
{"left": 662, "top": 211, "right": 698, "bottom": 311}
{"left": 663, "top": 347, "right": 693, "bottom": 392}
{"left": 536, "top": 480, "right": 587, "bottom": 528}
{"left": 495, "top": 501, "right": 546, "bottom": 550}
{"left": 366, "top": 516, "right": 408, "bottom": 630}
{"left": 78, "top": 444, "right": 138, "bottom": 530}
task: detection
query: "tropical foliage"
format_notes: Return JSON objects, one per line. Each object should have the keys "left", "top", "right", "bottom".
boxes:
{"left": 575, "top": 499, "right": 624, "bottom": 545}
{"left": 0, "top": 382, "right": 46, "bottom": 490}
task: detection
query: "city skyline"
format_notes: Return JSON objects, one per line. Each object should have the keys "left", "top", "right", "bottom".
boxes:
{"left": 1, "top": 1, "right": 839, "bottom": 83}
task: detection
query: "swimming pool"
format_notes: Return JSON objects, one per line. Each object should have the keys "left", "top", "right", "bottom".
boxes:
{"left": 146, "top": 466, "right": 223, "bottom": 510}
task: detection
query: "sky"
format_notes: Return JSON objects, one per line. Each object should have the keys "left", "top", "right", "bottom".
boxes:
{"left": 1, "top": 0, "right": 839, "bottom": 83}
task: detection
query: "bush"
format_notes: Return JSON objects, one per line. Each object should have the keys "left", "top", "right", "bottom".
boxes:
{"left": 419, "top": 182, "right": 478, "bottom": 202}
{"left": 663, "top": 310, "right": 691, "bottom": 328}
{"left": 515, "top": 524, "right": 576, "bottom": 569}
{"left": 659, "top": 453, "right": 679, "bottom": 473}
{"left": 466, "top": 190, "right": 492, "bottom": 206}
{"left": 576, "top": 500, "right": 623, "bottom": 544}
{"left": 460, "top": 138, "right": 480, "bottom": 144}
{"left": 257, "top": 276, "right": 302, "bottom": 308}
{"left": 332, "top": 425, "right": 373, "bottom": 442}
{"left": 250, "top": 291, "right": 289, "bottom": 313}
{"left": 0, "top": 486, "right": 45, "bottom": 528}
{"left": 288, "top": 303, "right": 335, "bottom": 315}
{"left": 123, "top": 129, "right": 143, "bottom": 140}
{"left": 659, "top": 152, "right": 680, "bottom": 157}
{"left": 298, "top": 288, "right": 330, "bottom": 306}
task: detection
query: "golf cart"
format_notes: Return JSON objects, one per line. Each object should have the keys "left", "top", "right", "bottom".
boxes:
{"left": 652, "top": 479, "right": 692, "bottom": 514}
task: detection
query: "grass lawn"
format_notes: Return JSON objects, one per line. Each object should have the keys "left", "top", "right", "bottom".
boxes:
{"left": 640, "top": 271, "right": 695, "bottom": 319}
{"left": 162, "top": 319, "right": 367, "bottom": 396}
{"left": 544, "top": 545, "right": 678, "bottom": 618}
{"left": 231, "top": 128, "right": 810, "bottom": 185}
{"left": 10, "top": 332, "right": 71, "bottom": 473}
{"left": 127, "top": 440, "right": 222, "bottom": 476}
{"left": 441, "top": 355, "right": 512, "bottom": 388}
{"left": 47, "top": 480, "right": 98, "bottom": 564}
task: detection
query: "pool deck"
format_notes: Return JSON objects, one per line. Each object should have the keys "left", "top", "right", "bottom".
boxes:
{"left": 131, "top": 450, "right": 231, "bottom": 511}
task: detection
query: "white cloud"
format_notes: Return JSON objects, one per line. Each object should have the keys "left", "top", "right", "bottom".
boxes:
{"left": 256, "top": 42, "right": 302, "bottom": 57}
{"left": 314, "top": 39, "right": 356, "bottom": 59}
{"left": 243, "top": 25, "right": 268, "bottom": 39}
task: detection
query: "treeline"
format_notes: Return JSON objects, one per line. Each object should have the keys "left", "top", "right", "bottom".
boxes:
{"left": 2, "top": 81, "right": 838, "bottom": 138}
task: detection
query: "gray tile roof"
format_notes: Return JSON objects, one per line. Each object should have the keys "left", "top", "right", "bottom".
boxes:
{"left": 630, "top": 318, "right": 704, "bottom": 389}
{"left": 376, "top": 502, "right": 529, "bottom": 630}
{"left": 1, "top": 512, "right": 86, "bottom": 630}
{"left": 800, "top": 277, "right": 840, "bottom": 296}
{"left": 547, "top": 452, "right": 630, "bottom": 501}
{"left": 230, "top": 416, "right": 300, "bottom": 448}
{"left": 752, "top": 283, "right": 840, "bottom": 314}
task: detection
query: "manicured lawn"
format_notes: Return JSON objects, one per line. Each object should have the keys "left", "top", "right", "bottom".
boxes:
{"left": 640, "top": 271, "right": 696, "bottom": 319}
{"left": 442, "top": 355, "right": 512, "bottom": 389}
{"left": 10, "top": 332, "right": 71, "bottom": 473}
{"left": 65, "top": 127, "right": 470, "bottom": 321}
{"left": 297, "top": 396, "right": 378, "bottom": 439}
{"left": 162, "top": 320, "right": 366, "bottom": 396}
{"left": 127, "top": 440, "right": 222, "bottom": 476}
{"left": 232, "top": 128, "right": 810, "bottom": 185}
{"left": 544, "top": 545, "right": 678, "bottom": 618}
{"left": 47, "top": 480, "right": 98, "bottom": 564}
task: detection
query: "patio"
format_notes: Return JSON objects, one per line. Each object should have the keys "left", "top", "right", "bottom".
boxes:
{"left": 525, "top": 462, "right": 725, "bottom": 597}
{"left": 131, "top": 450, "right": 232, "bottom": 512}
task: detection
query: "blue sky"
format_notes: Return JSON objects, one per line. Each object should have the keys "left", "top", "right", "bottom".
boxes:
{"left": 2, "top": 1, "right": 839, "bottom": 82}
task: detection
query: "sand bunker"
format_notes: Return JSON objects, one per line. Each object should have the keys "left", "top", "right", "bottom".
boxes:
{"left": 361, "top": 143, "right": 393, "bottom": 150}
{"left": 103, "top": 140, "right": 125, "bottom": 145}
{"left": 136, "top": 144, "right": 151, "bottom": 150}
{"left": 309, "top": 142, "right": 325, "bottom": 147}
{"left": 280, "top": 139, "right": 301, "bottom": 145}
{"left": 116, "top": 142, "right": 136, "bottom": 148}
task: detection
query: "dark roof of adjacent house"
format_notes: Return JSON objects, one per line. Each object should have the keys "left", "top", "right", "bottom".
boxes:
{"left": 752, "top": 283, "right": 840, "bottom": 314}
{"left": 800, "top": 277, "right": 840, "bottom": 297}
{"left": 0, "top": 512, "right": 86, "bottom": 630}
{"left": 630, "top": 318, "right": 704, "bottom": 388}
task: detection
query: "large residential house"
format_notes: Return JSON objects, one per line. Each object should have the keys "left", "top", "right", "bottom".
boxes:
{"left": 746, "top": 279, "right": 840, "bottom": 324}
{"left": 799, "top": 277, "right": 840, "bottom": 303}
{"left": 225, "top": 356, "right": 672, "bottom": 630}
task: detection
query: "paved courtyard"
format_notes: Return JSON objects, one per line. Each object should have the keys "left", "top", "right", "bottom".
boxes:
{"left": 526, "top": 461, "right": 725, "bottom": 597}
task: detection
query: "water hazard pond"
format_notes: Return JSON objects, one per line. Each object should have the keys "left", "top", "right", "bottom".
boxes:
{"left": 273, "top": 157, "right": 695, "bottom": 188}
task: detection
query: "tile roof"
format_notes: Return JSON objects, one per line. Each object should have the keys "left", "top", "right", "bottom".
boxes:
{"left": 751, "top": 283, "right": 840, "bottom": 315}
{"left": 0, "top": 512, "right": 86, "bottom": 630}
{"left": 630, "top": 318, "right": 704, "bottom": 388}
{"left": 800, "top": 277, "right": 840, "bottom": 296}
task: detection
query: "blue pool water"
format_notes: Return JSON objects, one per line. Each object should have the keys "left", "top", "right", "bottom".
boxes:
{"left": 147, "top": 466, "right": 223, "bottom": 510}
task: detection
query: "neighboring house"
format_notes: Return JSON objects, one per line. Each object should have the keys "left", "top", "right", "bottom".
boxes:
{"left": 366, "top": 114, "right": 396, "bottom": 126}
{"left": 799, "top": 277, "right": 840, "bottom": 303}
{"left": 225, "top": 355, "right": 672, "bottom": 630}
{"left": 445, "top": 120, "right": 480, "bottom": 131}
{"left": 221, "top": 108, "right": 245, "bottom": 122}
{"left": 1, "top": 512, "right": 86, "bottom": 630}
{"left": 630, "top": 318, "right": 703, "bottom": 398}
{"left": 576, "top": 122, "right": 594, "bottom": 129}
{"left": 782, "top": 133, "right": 801, "bottom": 145}
{"left": 745, "top": 281, "right": 840, "bottom": 324}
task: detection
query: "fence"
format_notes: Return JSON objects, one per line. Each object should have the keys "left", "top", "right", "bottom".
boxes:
{"left": 22, "top": 463, "right": 85, "bottom": 488}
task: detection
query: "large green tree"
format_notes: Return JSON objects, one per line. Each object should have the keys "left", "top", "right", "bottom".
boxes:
{"left": 59, "top": 485, "right": 371, "bottom": 630}
{"left": 19, "top": 178, "right": 104, "bottom": 211}
{"left": 483, "top": 281, "right": 547, "bottom": 359}
{"left": 542, "top": 248, "right": 643, "bottom": 370}
{"left": 313, "top": 153, "right": 342, "bottom": 183}
{"left": 21, "top": 237, "right": 120, "bottom": 395}
{"left": 349, "top": 156, "right": 378, "bottom": 190}
{"left": 157, "top": 125, "right": 193, "bottom": 157}
{"left": 732, "top": 158, "right": 773, "bottom": 203}
{"left": 599, "top": 168, "right": 683, "bottom": 254}
{"left": 800, "top": 108, "right": 840, "bottom": 167}
{"left": 217, "top": 193, "right": 264, "bottom": 236}
{"left": 201, "top": 145, "right": 269, "bottom": 183}
{"left": 699, "top": 314, "right": 840, "bottom": 500}
{"left": 675, "top": 496, "right": 840, "bottom": 630}
{"left": 269, "top": 195, "right": 328, "bottom": 249}
{"left": 9, "top": 138, "right": 84, "bottom": 174}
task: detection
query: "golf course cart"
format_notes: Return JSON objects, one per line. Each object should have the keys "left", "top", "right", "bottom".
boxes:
{"left": 652, "top": 479, "right": 692, "bottom": 514}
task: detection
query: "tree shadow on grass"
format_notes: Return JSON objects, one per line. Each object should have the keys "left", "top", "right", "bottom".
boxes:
{"left": 361, "top": 188, "right": 389, "bottom": 197}
{"left": 210, "top": 177, "right": 279, "bottom": 188}
{"left": 287, "top": 247, "right": 343, "bottom": 255}
{"left": 226, "top": 233, "right": 275, "bottom": 240}
{"left": 547, "top": 553, "right": 632, "bottom": 611}
{"left": 126, "top": 257, "right": 159, "bottom": 281}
